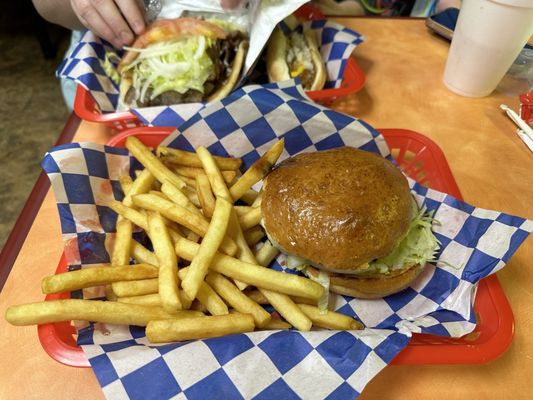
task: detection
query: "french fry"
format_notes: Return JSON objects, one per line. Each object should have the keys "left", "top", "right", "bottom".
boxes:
{"left": 196, "top": 146, "right": 232, "bottom": 201}
{"left": 111, "top": 219, "right": 133, "bottom": 266}
{"left": 243, "top": 289, "right": 269, "bottom": 304}
{"left": 109, "top": 200, "right": 183, "bottom": 244}
{"left": 109, "top": 200, "right": 147, "bottom": 229}
{"left": 186, "top": 230, "right": 201, "bottom": 243}
{"left": 146, "top": 314, "right": 254, "bottom": 343}
{"left": 105, "top": 284, "right": 117, "bottom": 301}
{"left": 112, "top": 278, "right": 159, "bottom": 297}
{"left": 251, "top": 190, "right": 263, "bottom": 208}
{"left": 206, "top": 272, "right": 271, "bottom": 327}
{"left": 147, "top": 212, "right": 182, "bottom": 312}
{"left": 182, "top": 185, "right": 201, "bottom": 207}
{"left": 5, "top": 300, "right": 197, "bottom": 327}
{"left": 119, "top": 175, "right": 133, "bottom": 195}
{"left": 118, "top": 293, "right": 162, "bottom": 307}
{"left": 259, "top": 289, "right": 312, "bottom": 331}
{"left": 290, "top": 295, "right": 318, "bottom": 306}
{"left": 160, "top": 181, "right": 203, "bottom": 217}
{"left": 41, "top": 264, "right": 158, "bottom": 294}
{"left": 178, "top": 268, "right": 228, "bottom": 316}
{"left": 244, "top": 289, "right": 316, "bottom": 307}
{"left": 261, "top": 318, "right": 292, "bottom": 330}
{"left": 126, "top": 136, "right": 186, "bottom": 189}
{"left": 227, "top": 209, "right": 257, "bottom": 290}
{"left": 132, "top": 194, "right": 237, "bottom": 256}
{"left": 191, "top": 300, "right": 208, "bottom": 313}
{"left": 122, "top": 168, "right": 156, "bottom": 207}
{"left": 230, "top": 139, "right": 284, "bottom": 201}
{"left": 297, "top": 304, "right": 363, "bottom": 330}
{"left": 196, "top": 174, "right": 216, "bottom": 219}
{"left": 175, "top": 174, "right": 197, "bottom": 188}
{"left": 255, "top": 240, "right": 280, "bottom": 267}
{"left": 175, "top": 238, "right": 324, "bottom": 300}
{"left": 149, "top": 190, "right": 170, "bottom": 200}
{"left": 171, "top": 165, "right": 237, "bottom": 184}
{"left": 238, "top": 206, "right": 262, "bottom": 231}
{"left": 244, "top": 226, "right": 265, "bottom": 246}
{"left": 229, "top": 210, "right": 257, "bottom": 265}
{"left": 131, "top": 241, "right": 159, "bottom": 266}
{"left": 240, "top": 189, "right": 259, "bottom": 205}
{"left": 250, "top": 241, "right": 312, "bottom": 331}
{"left": 233, "top": 206, "right": 252, "bottom": 216}
{"left": 182, "top": 197, "right": 233, "bottom": 300}
{"left": 194, "top": 281, "right": 228, "bottom": 316}
{"left": 157, "top": 146, "right": 242, "bottom": 171}
{"left": 179, "top": 292, "right": 193, "bottom": 310}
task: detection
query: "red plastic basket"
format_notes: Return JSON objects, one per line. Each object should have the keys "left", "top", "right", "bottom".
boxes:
{"left": 72, "top": 5, "right": 365, "bottom": 130}
{"left": 38, "top": 127, "right": 514, "bottom": 367}
{"left": 73, "top": 85, "right": 144, "bottom": 131}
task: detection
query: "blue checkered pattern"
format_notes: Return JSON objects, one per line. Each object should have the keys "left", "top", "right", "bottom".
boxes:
{"left": 56, "top": 18, "right": 363, "bottom": 126}
{"left": 43, "top": 83, "right": 531, "bottom": 399}
{"left": 56, "top": 31, "right": 120, "bottom": 112}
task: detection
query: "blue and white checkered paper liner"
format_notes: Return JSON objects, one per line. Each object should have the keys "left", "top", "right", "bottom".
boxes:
{"left": 42, "top": 81, "right": 531, "bottom": 399}
{"left": 56, "top": 17, "right": 363, "bottom": 128}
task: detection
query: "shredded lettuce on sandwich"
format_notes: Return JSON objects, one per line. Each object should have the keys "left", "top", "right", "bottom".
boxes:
{"left": 122, "top": 35, "right": 216, "bottom": 102}
{"left": 102, "top": 53, "right": 121, "bottom": 84}
{"left": 360, "top": 203, "right": 440, "bottom": 277}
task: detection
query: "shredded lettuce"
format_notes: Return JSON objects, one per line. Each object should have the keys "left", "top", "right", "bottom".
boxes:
{"left": 102, "top": 52, "right": 120, "bottom": 84}
{"left": 286, "top": 255, "right": 308, "bottom": 271}
{"left": 367, "top": 204, "right": 440, "bottom": 275}
{"left": 122, "top": 36, "right": 215, "bottom": 102}
{"left": 313, "top": 270, "right": 330, "bottom": 314}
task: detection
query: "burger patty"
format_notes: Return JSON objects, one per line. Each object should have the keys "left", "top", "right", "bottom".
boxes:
{"left": 128, "top": 30, "right": 247, "bottom": 107}
{"left": 126, "top": 88, "right": 205, "bottom": 107}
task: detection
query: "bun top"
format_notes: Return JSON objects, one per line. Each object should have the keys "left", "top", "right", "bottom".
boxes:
{"left": 261, "top": 147, "right": 413, "bottom": 272}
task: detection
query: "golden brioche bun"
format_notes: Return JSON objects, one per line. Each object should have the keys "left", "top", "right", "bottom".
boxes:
{"left": 261, "top": 147, "right": 420, "bottom": 298}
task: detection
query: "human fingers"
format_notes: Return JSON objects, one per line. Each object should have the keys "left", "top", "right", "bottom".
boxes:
{"left": 115, "top": 0, "right": 146, "bottom": 35}
{"left": 91, "top": 0, "right": 135, "bottom": 46}
{"left": 220, "top": 0, "right": 245, "bottom": 10}
{"left": 72, "top": 0, "right": 122, "bottom": 48}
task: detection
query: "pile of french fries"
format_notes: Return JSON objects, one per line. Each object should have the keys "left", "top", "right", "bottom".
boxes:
{"left": 5, "top": 137, "right": 363, "bottom": 343}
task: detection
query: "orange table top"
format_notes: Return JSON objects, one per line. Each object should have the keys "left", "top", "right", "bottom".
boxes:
{"left": 1, "top": 18, "right": 532, "bottom": 400}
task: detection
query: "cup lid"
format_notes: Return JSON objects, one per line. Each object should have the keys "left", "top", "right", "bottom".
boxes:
{"left": 490, "top": 0, "right": 533, "bottom": 8}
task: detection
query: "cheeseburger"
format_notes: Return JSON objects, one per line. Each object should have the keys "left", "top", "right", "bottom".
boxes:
{"left": 261, "top": 147, "right": 439, "bottom": 299}
{"left": 110, "top": 18, "right": 248, "bottom": 107}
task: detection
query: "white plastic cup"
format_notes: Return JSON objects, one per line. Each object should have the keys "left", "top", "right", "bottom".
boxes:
{"left": 443, "top": 0, "right": 533, "bottom": 97}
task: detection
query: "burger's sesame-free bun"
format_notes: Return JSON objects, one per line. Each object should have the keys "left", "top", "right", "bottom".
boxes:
{"left": 261, "top": 147, "right": 413, "bottom": 273}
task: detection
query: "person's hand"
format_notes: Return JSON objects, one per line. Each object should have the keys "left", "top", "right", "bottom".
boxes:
{"left": 220, "top": 0, "right": 245, "bottom": 10}
{"left": 70, "top": 0, "right": 146, "bottom": 48}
